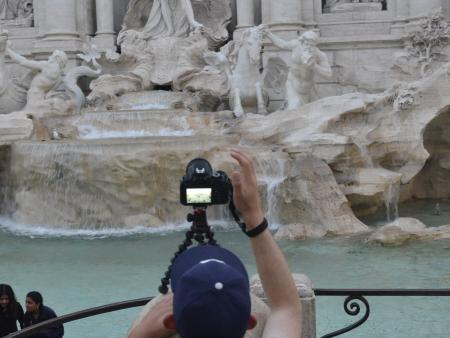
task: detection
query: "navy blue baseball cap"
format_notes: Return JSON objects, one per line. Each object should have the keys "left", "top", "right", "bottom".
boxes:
{"left": 170, "top": 245, "right": 251, "bottom": 338}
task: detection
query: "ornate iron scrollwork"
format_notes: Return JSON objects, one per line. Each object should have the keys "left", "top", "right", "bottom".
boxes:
{"left": 321, "top": 295, "right": 370, "bottom": 338}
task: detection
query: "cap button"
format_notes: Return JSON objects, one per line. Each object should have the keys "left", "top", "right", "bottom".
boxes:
{"left": 215, "top": 282, "right": 224, "bottom": 290}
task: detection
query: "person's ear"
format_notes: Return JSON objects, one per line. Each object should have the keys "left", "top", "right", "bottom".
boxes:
{"left": 247, "top": 314, "right": 258, "bottom": 330}
{"left": 163, "top": 314, "right": 176, "bottom": 330}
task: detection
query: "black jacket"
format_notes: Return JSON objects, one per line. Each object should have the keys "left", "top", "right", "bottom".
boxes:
{"left": 0, "top": 302, "right": 24, "bottom": 337}
{"left": 23, "top": 305, "right": 64, "bottom": 338}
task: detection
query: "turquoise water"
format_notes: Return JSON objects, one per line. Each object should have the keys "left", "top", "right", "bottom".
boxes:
{"left": 2, "top": 220, "right": 450, "bottom": 338}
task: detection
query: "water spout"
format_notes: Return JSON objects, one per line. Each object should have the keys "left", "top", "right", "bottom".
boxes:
{"left": 257, "top": 157, "right": 286, "bottom": 228}
{"left": 356, "top": 143, "right": 374, "bottom": 168}
{"left": 384, "top": 181, "right": 400, "bottom": 222}
{"left": 434, "top": 202, "right": 441, "bottom": 215}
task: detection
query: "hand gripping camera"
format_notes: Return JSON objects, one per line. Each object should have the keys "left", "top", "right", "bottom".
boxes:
{"left": 180, "top": 158, "right": 231, "bottom": 207}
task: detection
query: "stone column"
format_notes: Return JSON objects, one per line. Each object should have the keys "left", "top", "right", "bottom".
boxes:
{"left": 251, "top": 274, "right": 316, "bottom": 338}
{"left": 236, "top": 0, "right": 255, "bottom": 28}
{"left": 42, "top": 0, "right": 78, "bottom": 39}
{"left": 94, "top": 0, "right": 116, "bottom": 50}
{"left": 36, "top": 0, "right": 81, "bottom": 52}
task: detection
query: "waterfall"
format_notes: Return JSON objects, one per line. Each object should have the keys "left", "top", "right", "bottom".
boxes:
{"left": 384, "top": 181, "right": 400, "bottom": 223}
{"left": 3, "top": 135, "right": 238, "bottom": 231}
{"left": 72, "top": 111, "right": 194, "bottom": 140}
{"left": 257, "top": 157, "right": 287, "bottom": 229}
{"left": 356, "top": 143, "right": 374, "bottom": 167}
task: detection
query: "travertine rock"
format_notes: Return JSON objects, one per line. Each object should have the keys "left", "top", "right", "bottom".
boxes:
{"left": 0, "top": 111, "right": 33, "bottom": 142}
{"left": 274, "top": 154, "right": 369, "bottom": 239}
{"left": 367, "top": 218, "right": 450, "bottom": 246}
{"left": 234, "top": 62, "right": 450, "bottom": 216}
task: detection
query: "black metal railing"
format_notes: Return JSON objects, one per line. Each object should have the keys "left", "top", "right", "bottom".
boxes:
{"left": 5, "top": 297, "right": 153, "bottom": 338}
{"left": 315, "top": 289, "right": 450, "bottom": 338}
{"left": 6, "top": 289, "right": 450, "bottom": 338}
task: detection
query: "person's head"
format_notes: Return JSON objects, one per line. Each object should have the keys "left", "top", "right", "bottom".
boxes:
{"left": 0, "top": 284, "right": 18, "bottom": 315}
{"left": 49, "top": 50, "right": 68, "bottom": 70}
{"left": 26, "top": 291, "right": 43, "bottom": 313}
{"left": 299, "top": 31, "right": 319, "bottom": 48}
{"left": 163, "top": 245, "right": 257, "bottom": 338}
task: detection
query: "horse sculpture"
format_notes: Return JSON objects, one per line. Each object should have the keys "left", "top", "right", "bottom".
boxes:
{"left": 204, "top": 25, "right": 268, "bottom": 117}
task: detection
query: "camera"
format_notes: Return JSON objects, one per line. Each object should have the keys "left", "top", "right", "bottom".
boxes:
{"left": 180, "top": 158, "right": 231, "bottom": 206}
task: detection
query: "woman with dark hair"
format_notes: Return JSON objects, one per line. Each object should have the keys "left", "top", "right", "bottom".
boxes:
{"left": 23, "top": 291, "right": 64, "bottom": 338}
{"left": 0, "top": 284, "right": 24, "bottom": 337}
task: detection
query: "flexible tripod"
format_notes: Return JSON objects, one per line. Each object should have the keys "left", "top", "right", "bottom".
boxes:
{"left": 159, "top": 207, "right": 217, "bottom": 294}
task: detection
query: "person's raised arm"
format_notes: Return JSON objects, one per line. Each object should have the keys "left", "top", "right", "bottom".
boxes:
{"left": 230, "top": 149, "right": 302, "bottom": 338}
{"left": 7, "top": 47, "right": 44, "bottom": 70}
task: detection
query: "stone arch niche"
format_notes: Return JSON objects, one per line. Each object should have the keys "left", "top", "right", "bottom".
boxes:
{"left": 409, "top": 106, "right": 450, "bottom": 200}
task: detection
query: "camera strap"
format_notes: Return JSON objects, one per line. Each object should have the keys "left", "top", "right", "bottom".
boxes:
{"left": 228, "top": 199, "right": 247, "bottom": 232}
{"left": 228, "top": 199, "right": 268, "bottom": 238}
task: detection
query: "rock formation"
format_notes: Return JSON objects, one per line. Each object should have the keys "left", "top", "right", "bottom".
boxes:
{"left": 233, "top": 61, "right": 450, "bottom": 218}
{"left": 367, "top": 218, "right": 450, "bottom": 246}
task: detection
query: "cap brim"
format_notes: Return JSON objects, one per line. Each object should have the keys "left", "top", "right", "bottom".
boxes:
{"left": 170, "top": 245, "right": 249, "bottom": 293}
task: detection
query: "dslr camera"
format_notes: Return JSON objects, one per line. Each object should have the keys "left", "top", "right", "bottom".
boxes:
{"left": 180, "top": 158, "right": 231, "bottom": 206}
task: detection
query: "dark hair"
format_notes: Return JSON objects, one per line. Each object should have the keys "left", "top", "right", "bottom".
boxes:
{"left": 0, "top": 284, "right": 19, "bottom": 319}
{"left": 26, "top": 291, "right": 43, "bottom": 307}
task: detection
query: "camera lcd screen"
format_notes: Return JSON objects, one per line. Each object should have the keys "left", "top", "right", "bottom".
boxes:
{"left": 186, "top": 188, "right": 212, "bottom": 204}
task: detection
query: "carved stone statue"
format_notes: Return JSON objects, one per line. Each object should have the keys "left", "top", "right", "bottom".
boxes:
{"left": 6, "top": 44, "right": 101, "bottom": 117}
{"left": 0, "top": 29, "right": 32, "bottom": 114}
{"left": 0, "top": 0, "right": 33, "bottom": 27}
{"left": 7, "top": 48, "right": 68, "bottom": 113}
{"left": 264, "top": 30, "right": 332, "bottom": 110}
{"left": 88, "top": 0, "right": 232, "bottom": 107}
{"left": 137, "top": 0, "right": 203, "bottom": 40}
{"left": 1, "top": 0, "right": 18, "bottom": 19}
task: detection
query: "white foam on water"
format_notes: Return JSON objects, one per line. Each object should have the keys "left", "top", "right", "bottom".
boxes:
{"left": 0, "top": 216, "right": 189, "bottom": 239}
{"left": 78, "top": 125, "right": 193, "bottom": 140}
{"left": 129, "top": 103, "right": 169, "bottom": 110}
{"left": 0, "top": 217, "right": 237, "bottom": 239}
